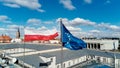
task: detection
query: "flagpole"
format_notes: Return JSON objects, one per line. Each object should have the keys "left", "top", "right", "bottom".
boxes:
{"left": 23, "top": 26, "right": 25, "bottom": 68}
{"left": 60, "top": 19, "right": 63, "bottom": 68}
{"left": 113, "top": 42, "right": 116, "bottom": 68}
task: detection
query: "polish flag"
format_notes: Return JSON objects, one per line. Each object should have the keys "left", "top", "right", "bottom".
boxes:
{"left": 24, "top": 29, "right": 58, "bottom": 42}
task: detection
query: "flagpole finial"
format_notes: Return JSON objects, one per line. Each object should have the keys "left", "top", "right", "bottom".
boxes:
{"left": 60, "top": 18, "right": 62, "bottom": 23}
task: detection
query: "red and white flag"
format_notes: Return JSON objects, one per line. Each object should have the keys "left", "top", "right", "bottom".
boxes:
{"left": 24, "top": 28, "right": 58, "bottom": 42}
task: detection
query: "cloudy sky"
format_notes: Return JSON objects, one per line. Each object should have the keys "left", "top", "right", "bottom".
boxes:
{"left": 0, "top": 0, "right": 120, "bottom": 38}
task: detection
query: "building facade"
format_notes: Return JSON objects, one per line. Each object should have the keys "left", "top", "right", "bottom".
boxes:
{"left": 39, "top": 49, "right": 120, "bottom": 68}
{"left": 84, "top": 39, "right": 119, "bottom": 50}
{"left": 0, "top": 35, "right": 11, "bottom": 43}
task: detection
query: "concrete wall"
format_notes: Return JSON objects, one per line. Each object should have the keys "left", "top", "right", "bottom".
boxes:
{"left": 100, "top": 40, "right": 118, "bottom": 50}
{"left": 85, "top": 39, "right": 119, "bottom": 50}
{"left": 56, "top": 56, "right": 87, "bottom": 68}
{"left": 23, "top": 54, "right": 120, "bottom": 68}
{"left": 48, "top": 57, "right": 56, "bottom": 68}
{"left": 115, "top": 59, "right": 120, "bottom": 68}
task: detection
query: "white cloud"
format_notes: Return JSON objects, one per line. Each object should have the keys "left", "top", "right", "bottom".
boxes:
{"left": 57, "top": 17, "right": 95, "bottom": 27}
{"left": 0, "top": 0, "right": 44, "bottom": 12}
{"left": 38, "top": 27, "right": 58, "bottom": 35}
{"left": 90, "top": 25, "right": 120, "bottom": 37}
{"left": 84, "top": 0, "right": 92, "bottom": 4}
{"left": 109, "top": 25, "right": 120, "bottom": 30}
{"left": 60, "top": 0, "right": 76, "bottom": 10}
{"left": 38, "top": 26, "right": 48, "bottom": 31}
{"left": 99, "top": 32, "right": 120, "bottom": 38}
{"left": 1, "top": 29, "right": 17, "bottom": 38}
{"left": 7, "top": 25, "right": 24, "bottom": 38}
{"left": 25, "top": 26, "right": 58, "bottom": 35}
{"left": 0, "top": 28, "right": 8, "bottom": 35}
{"left": 7, "top": 25, "right": 20, "bottom": 29}
{"left": 97, "top": 22, "right": 109, "bottom": 27}
{"left": 3, "top": 3, "right": 20, "bottom": 8}
{"left": 56, "top": 18, "right": 71, "bottom": 27}
{"left": 70, "top": 18, "right": 96, "bottom": 26}
{"left": 0, "top": 15, "right": 12, "bottom": 23}
{"left": 6, "top": 25, "right": 24, "bottom": 32}
{"left": 111, "top": 32, "right": 120, "bottom": 37}
{"left": 44, "top": 21, "right": 53, "bottom": 24}
{"left": 0, "top": 28, "right": 5, "bottom": 31}
{"left": 57, "top": 18, "right": 120, "bottom": 38}
{"left": 27, "top": 18, "right": 41, "bottom": 25}
{"left": 97, "top": 23, "right": 120, "bottom": 31}
{"left": 89, "top": 30, "right": 100, "bottom": 33}
{"left": 0, "top": 15, "right": 9, "bottom": 21}
{"left": 57, "top": 18, "right": 96, "bottom": 27}
{"left": 57, "top": 18, "right": 120, "bottom": 33}
{"left": 67, "top": 26, "right": 82, "bottom": 37}
{"left": 56, "top": 18, "right": 82, "bottom": 37}
{"left": 67, "top": 26, "right": 81, "bottom": 32}
{"left": 56, "top": 18, "right": 69, "bottom": 23}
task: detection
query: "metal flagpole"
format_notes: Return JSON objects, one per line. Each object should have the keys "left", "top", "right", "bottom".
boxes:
{"left": 60, "top": 19, "right": 63, "bottom": 68}
{"left": 113, "top": 42, "right": 116, "bottom": 68}
{"left": 23, "top": 26, "right": 26, "bottom": 68}
{"left": 114, "top": 52, "right": 116, "bottom": 68}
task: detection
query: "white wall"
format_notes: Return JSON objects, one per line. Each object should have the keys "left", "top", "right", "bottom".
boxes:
{"left": 55, "top": 55, "right": 119, "bottom": 68}
{"left": 48, "top": 57, "right": 56, "bottom": 68}
{"left": 11, "top": 39, "right": 22, "bottom": 43}
{"left": 56, "top": 56, "right": 87, "bottom": 68}
{"left": 49, "top": 40, "right": 60, "bottom": 44}
{"left": 84, "top": 39, "right": 119, "bottom": 50}
{"left": 39, "top": 56, "right": 56, "bottom": 68}
{"left": 115, "top": 59, "right": 120, "bottom": 68}
{"left": 100, "top": 40, "right": 118, "bottom": 50}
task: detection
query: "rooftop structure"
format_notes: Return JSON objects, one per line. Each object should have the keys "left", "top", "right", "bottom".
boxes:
{"left": 0, "top": 35, "right": 11, "bottom": 43}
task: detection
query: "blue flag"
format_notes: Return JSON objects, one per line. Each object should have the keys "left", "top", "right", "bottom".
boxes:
{"left": 61, "top": 23, "right": 87, "bottom": 50}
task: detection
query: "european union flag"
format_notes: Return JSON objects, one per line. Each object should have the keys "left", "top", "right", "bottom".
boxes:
{"left": 61, "top": 23, "right": 87, "bottom": 50}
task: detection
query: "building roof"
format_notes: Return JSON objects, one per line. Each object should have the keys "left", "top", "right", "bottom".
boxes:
{"left": 0, "top": 35, "right": 11, "bottom": 40}
{"left": 17, "top": 49, "right": 120, "bottom": 68}
{"left": 17, "top": 49, "right": 87, "bottom": 67}
{"left": 17, "top": 54, "right": 44, "bottom": 68}
{"left": 40, "top": 49, "right": 87, "bottom": 64}
{"left": 0, "top": 43, "right": 61, "bottom": 51}
{"left": 0, "top": 36, "right": 3, "bottom": 39}
{"left": 1, "top": 44, "right": 120, "bottom": 68}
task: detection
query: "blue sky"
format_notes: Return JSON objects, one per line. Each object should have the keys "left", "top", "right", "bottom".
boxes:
{"left": 0, "top": 0, "right": 120, "bottom": 38}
